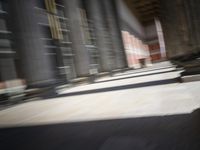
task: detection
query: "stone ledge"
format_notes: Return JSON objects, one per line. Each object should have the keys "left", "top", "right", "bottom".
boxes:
{"left": 181, "top": 74, "right": 200, "bottom": 82}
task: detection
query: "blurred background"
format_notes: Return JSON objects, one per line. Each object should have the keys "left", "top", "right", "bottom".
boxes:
{"left": 0, "top": 0, "right": 200, "bottom": 149}
{"left": 0, "top": 0, "right": 199, "bottom": 100}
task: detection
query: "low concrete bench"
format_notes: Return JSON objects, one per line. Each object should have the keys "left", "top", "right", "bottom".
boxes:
{"left": 0, "top": 79, "right": 26, "bottom": 105}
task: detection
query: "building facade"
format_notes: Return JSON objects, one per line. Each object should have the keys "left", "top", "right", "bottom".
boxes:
{"left": 0, "top": 0, "right": 128, "bottom": 88}
{"left": 0, "top": 0, "right": 160, "bottom": 90}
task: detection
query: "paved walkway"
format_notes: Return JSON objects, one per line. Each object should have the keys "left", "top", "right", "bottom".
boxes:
{"left": 0, "top": 62, "right": 199, "bottom": 127}
{"left": 0, "top": 62, "right": 200, "bottom": 150}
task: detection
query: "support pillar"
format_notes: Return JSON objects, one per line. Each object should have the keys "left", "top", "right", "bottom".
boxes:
{"left": 154, "top": 18, "right": 166, "bottom": 59}
{"left": 63, "top": 0, "right": 90, "bottom": 77}
{"left": 102, "top": 0, "right": 127, "bottom": 70}
{"left": 84, "top": 0, "right": 114, "bottom": 72}
{"left": 7, "top": 0, "right": 56, "bottom": 87}
{"left": 184, "top": 0, "right": 200, "bottom": 53}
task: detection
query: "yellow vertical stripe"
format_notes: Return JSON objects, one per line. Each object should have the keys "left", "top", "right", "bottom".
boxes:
{"left": 51, "top": 0, "right": 57, "bottom": 14}
{"left": 44, "top": 0, "right": 63, "bottom": 40}
{"left": 44, "top": 0, "right": 50, "bottom": 11}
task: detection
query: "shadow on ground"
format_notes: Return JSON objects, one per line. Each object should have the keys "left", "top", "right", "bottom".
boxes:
{"left": 114, "top": 66, "right": 175, "bottom": 77}
{"left": 57, "top": 78, "right": 178, "bottom": 98}
{"left": 0, "top": 108, "right": 200, "bottom": 150}
{"left": 95, "top": 69, "right": 177, "bottom": 84}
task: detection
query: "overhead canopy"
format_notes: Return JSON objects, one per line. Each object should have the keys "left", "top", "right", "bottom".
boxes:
{"left": 123, "top": 0, "right": 160, "bottom": 25}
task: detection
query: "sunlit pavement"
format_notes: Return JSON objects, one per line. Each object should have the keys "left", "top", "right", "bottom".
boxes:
{"left": 0, "top": 62, "right": 199, "bottom": 127}
{"left": 1, "top": 62, "right": 200, "bottom": 150}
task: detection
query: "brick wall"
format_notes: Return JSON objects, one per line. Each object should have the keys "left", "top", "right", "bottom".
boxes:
{"left": 148, "top": 43, "right": 161, "bottom": 62}
{"left": 122, "top": 31, "right": 151, "bottom": 68}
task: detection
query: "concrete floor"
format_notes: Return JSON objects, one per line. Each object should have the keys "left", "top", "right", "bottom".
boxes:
{"left": 0, "top": 62, "right": 199, "bottom": 127}
{"left": 0, "top": 62, "right": 200, "bottom": 150}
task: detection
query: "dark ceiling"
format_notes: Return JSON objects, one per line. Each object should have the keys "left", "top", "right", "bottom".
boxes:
{"left": 123, "top": 0, "right": 161, "bottom": 25}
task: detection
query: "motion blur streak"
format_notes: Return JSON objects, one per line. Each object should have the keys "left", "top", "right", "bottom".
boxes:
{"left": 0, "top": 0, "right": 200, "bottom": 150}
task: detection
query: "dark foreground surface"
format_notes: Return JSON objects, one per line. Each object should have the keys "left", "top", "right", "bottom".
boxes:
{"left": 0, "top": 109, "right": 200, "bottom": 150}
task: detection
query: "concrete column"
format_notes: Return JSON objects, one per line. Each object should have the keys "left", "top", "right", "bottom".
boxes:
{"left": 0, "top": 59, "right": 16, "bottom": 81}
{"left": 160, "top": 0, "right": 199, "bottom": 58}
{"left": 102, "top": 0, "right": 127, "bottom": 69}
{"left": 63, "top": 0, "right": 90, "bottom": 77}
{"left": 7, "top": 0, "right": 55, "bottom": 87}
{"left": 154, "top": 18, "right": 166, "bottom": 58}
{"left": 184, "top": 0, "right": 200, "bottom": 53}
{"left": 0, "top": 2, "right": 17, "bottom": 81}
{"left": 84, "top": 0, "right": 114, "bottom": 72}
